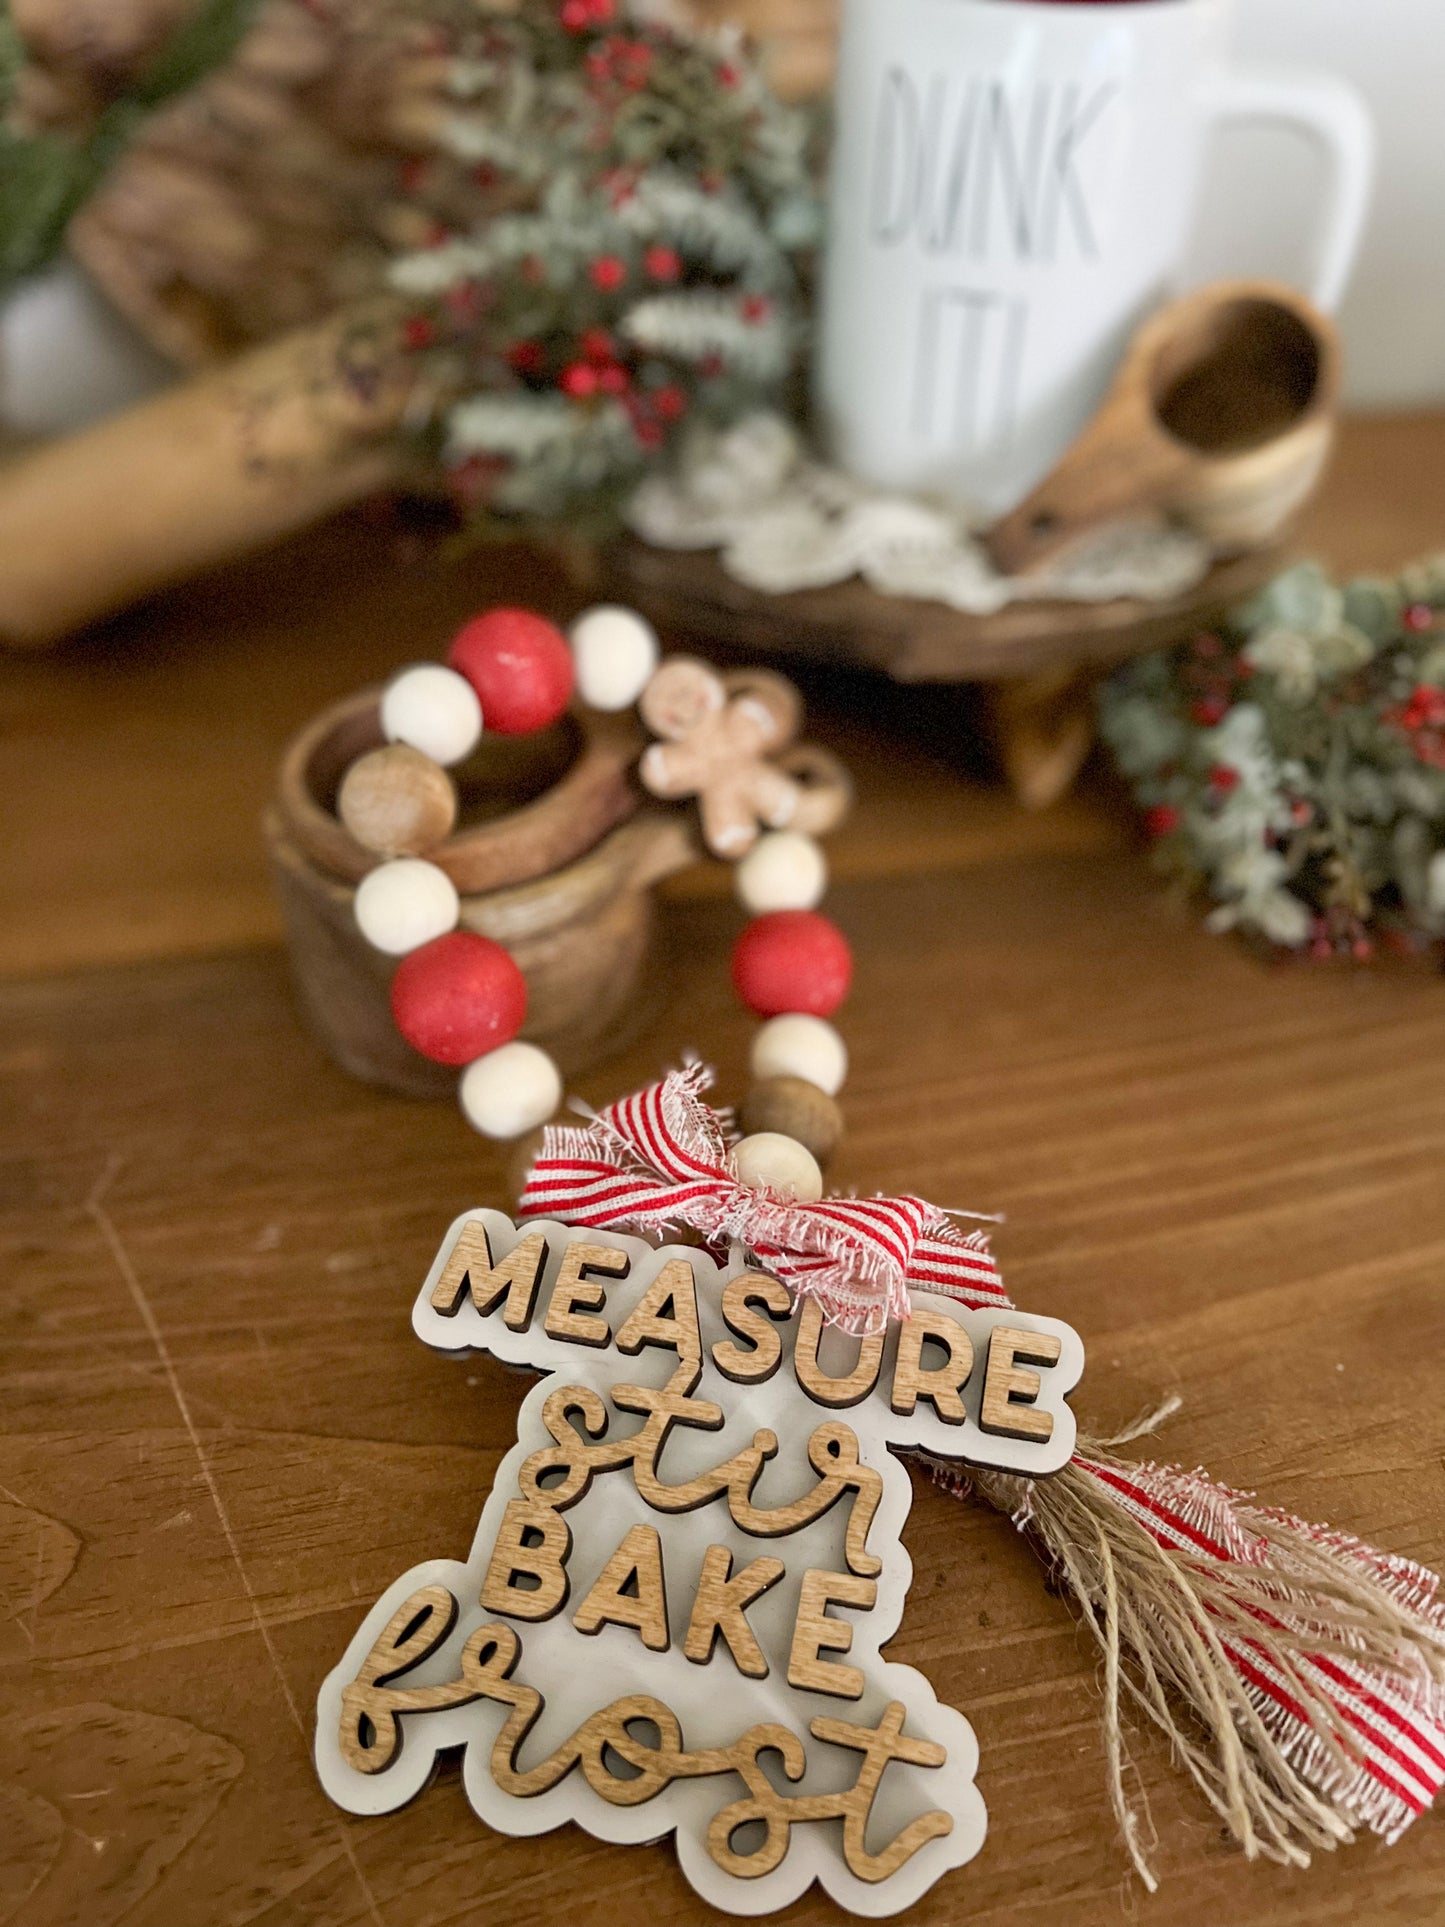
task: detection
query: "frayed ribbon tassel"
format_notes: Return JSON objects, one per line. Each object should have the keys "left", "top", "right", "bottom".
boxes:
{"left": 520, "top": 1068, "right": 1445, "bottom": 1884}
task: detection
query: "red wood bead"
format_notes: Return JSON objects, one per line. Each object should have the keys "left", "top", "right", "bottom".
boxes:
{"left": 447, "top": 608, "right": 575, "bottom": 735}
{"left": 730, "top": 911, "right": 852, "bottom": 1019}
{"left": 390, "top": 931, "right": 528, "bottom": 1065}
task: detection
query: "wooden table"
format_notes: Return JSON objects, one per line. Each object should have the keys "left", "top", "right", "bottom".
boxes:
{"left": 3, "top": 416, "right": 1443, "bottom": 1927}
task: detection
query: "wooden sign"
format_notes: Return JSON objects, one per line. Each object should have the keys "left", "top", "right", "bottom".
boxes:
{"left": 316, "top": 1213, "right": 1085, "bottom": 1917}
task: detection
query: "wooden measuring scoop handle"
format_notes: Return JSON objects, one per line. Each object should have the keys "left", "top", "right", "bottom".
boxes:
{"left": 983, "top": 280, "right": 1340, "bottom": 577}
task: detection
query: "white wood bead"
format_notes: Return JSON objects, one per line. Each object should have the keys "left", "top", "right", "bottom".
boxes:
{"left": 733, "top": 1132, "right": 824, "bottom": 1202}
{"left": 459, "top": 1041, "right": 562, "bottom": 1140}
{"left": 749, "top": 1013, "right": 847, "bottom": 1096}
{"left": 734, "top": 830, "right": 827, "bottom": 913}
{"left": 354, "top": 858, "right": 459, "bottom": 954}
{"left": 569, "top": 605, "right": 659, "bottom": 712}
{"left": 381, "top": 663, "right": 483, "bottom": 767}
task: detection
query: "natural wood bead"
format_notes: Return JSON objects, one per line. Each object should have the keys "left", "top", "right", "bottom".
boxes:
{"left": 337, "top": 744, "right": 457, "bottom": 857}
{"left": 732, "top": 1131, "right": 824, "bottom": 1201}
{"left": 739, "top": 1075, "right": 844, "bottom": 1163}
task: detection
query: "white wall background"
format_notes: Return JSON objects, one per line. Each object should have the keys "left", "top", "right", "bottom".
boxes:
{"left": 1195, "top": 0, "right": 1445, "bottom": 407}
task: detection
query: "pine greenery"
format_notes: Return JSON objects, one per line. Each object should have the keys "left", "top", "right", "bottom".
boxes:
{"left": 386, "top": 2, "right": 824, "bottom": 526}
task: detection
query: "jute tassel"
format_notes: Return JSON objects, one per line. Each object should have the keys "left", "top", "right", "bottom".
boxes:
{"left": 936, "top": 1410, "right": 1445, "bottom": 1889}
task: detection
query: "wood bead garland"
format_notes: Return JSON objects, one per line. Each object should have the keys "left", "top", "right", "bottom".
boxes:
{"left": 354, "top": 858, "right": 460, "bottom": 956}
{"left": 732, "top": 1131, "right": 825, "bottom": 1202}
{"left": 570, "top": 605, "right": 658, "bottom": 712}
{"left": 731, "top": 911, "right": 853, "bottom": 1020}
{"left": 390, "top": 932, "right": 528, "bottom": 1067}
{"left": 448, "top": 608, "right": 575, "bottom": 735}
{"left": 381, "top": 664, "right": 484, "bottom": 768}
{"left": 750, "top": 1014, "right": 848, "bottom": 1097}
{"left": 332, "top": 602, "right": 852, "bottom": 1164}
{"left": 338, "top": 744, "right": 458, "bottom": 857}
{"left": 739, "top": 1076, "right": 844, "bottom": 1165}
{"left": 735, "top": 830, "right": 827, "bottom": 914}
{"left": 460, "top": 1042, "right": 563, "bottom": 1139}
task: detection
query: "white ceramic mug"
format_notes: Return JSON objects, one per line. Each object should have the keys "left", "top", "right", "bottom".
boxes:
{"left": 816, "top": 0, "right": 1374, "bottom": 518}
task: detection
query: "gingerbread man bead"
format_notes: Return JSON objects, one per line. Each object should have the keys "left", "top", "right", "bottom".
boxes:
{"left": 638, "top": 658, "right": 802, "bottom": 858}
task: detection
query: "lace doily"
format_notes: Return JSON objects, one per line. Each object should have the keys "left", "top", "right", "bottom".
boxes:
{"left": 627, "top": 414, "right": 1212, "bottom": 616}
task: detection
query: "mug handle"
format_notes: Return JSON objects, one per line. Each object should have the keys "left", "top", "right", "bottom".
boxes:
{"left": 1200, "top": 68, "right": 1375, "bottom": 312}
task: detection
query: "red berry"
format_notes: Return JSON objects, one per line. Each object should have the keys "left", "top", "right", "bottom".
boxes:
{"left": 740, "top": 294, "right": 771, "bottom": 323}
{"left": 731, "top": 911, "right": 853, "bottom": 1019}
{"left": 579, "top": 327, "right": 614, "bottom": 362}
{"left": 1145, "top": 805, "right": 1181, "bottom": 839}
{"left": 560, "top": 361, "right": 599, "bottom": 398}
{"left": 1191, "top": 696, "right": 1228, "bottom": 727}
{"left": 590, "top": 254, "right": 626, "bottom": 292}
{"left": 402, "top": 315, "right": 436, "bottom": 351}
{"left": 645, "top": 245, "right": 682, "bottom": 283}
{"left": 1403, "top": 602, "right": 1436, "bottom": 633}
{"left": 398, "top": 155, "right": 429, "bottom": 193}
{"left": 390, "top": 933, "right": 527, "bottom": 1066}
{"left": 1208, "top": 764, "right": 1240, "bottom": 795}
{"left": 508, "top": 339, "right": 546, "bottom": 376}
{"left": 597, "top": 362, "right": 631, "bottom": 395}
{"left": 653, "top": 385, "right": 687, "bottom": 421}
{"left": 448, "top": 608, "right": 575, "bottom": 734}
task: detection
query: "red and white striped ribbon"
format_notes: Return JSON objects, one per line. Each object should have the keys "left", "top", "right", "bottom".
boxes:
{"left": 518, "top": 1065, "right": 1445, "bottom": 1843}
{"left": 518, "top": 1064, "right": 1008, "bottom": 1332}
{"left": 1077, "top": 1456, "right": 1445, "bottom": 1841}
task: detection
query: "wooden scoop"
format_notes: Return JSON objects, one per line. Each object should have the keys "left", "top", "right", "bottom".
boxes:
{"left": 984, "top": 279, "right": 1340, "bottom": 577}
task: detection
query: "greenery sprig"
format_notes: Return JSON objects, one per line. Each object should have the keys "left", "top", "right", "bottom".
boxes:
{"left": 383, "top": 0, "right": 824, "bottom": 528}
{"left": 1100, "top": 557, "right": 1445, "bottom": 957}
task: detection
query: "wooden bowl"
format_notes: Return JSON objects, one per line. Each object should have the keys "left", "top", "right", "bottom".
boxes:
{"left": 266, "top": 691, "right": 697, "bottom": 1096}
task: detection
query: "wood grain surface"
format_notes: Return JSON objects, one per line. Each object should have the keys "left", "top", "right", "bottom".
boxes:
{"left": 2, "top": 415, "right": 1444, "bottom": 1927}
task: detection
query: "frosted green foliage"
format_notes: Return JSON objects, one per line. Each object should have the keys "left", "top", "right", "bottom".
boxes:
{"left": 1099, "top": 556, "right": 1445, "bottom": 952}
{"left": 622, "top": 292, "right": 789, "bottom": 379}
{"left": 380, "top": 1, "right": 823, "bottom": 531}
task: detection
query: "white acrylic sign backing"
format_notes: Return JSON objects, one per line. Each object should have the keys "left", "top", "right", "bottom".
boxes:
{"left": 316, "top": 1213, "right": 1085, "bottom": 1918}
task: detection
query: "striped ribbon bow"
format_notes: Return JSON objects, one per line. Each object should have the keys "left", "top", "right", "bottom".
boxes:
{"left": 518, "top": 1063, "right": 1008, "bottom": 1333}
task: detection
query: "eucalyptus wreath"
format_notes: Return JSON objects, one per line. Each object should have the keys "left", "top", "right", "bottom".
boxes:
{"left": 1100, "top": 557, "right": 1445, "bottom": 956}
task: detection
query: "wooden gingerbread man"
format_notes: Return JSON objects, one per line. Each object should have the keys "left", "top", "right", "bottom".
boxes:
{"left": 638, "top": 658, "right": 802, "bottom": 857}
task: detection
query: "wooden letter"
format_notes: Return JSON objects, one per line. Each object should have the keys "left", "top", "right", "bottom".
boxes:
{"left": 338, "top": 1585, "right": 487, "bottom": 1774}
{"left": 481, "top": 1499, "right": 571, "bottom": 1621}
{"left": 544, "top": 1240, "right": 629, "bottom": 1349}
{"left": 979, "top": 1325, "right": 1063, "bottom": 1442}
{"left": 890, "top": 1306, "right": 974, "bottom": 1423}
{"left": 787, "top": 1569, "right": 878, "bottom": 1699}
{"left": 794, "top": 1296, "right": 884, "bottom": 1408}
{"left": 431, "top": 1223, "right": 547, "bottom": 1329}
{"left": 712, "top": 1272, "right": 792, "bottom": 1383}
{"left": 615, "top": 1257, "right": 703, "bottom": 1377}
{"left": 683, "top": 1544, "right": 785, "bottom": 1678}
{"left": 573, "top": 1523, "right": 670, "bottom": 1651}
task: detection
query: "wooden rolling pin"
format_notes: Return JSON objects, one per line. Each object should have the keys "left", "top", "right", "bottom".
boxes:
{"left": 0, "top": 303, "right": 417, "bottom": 649}
{"left": 984, "top": 280, "right": 1341, "bottom": 576}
